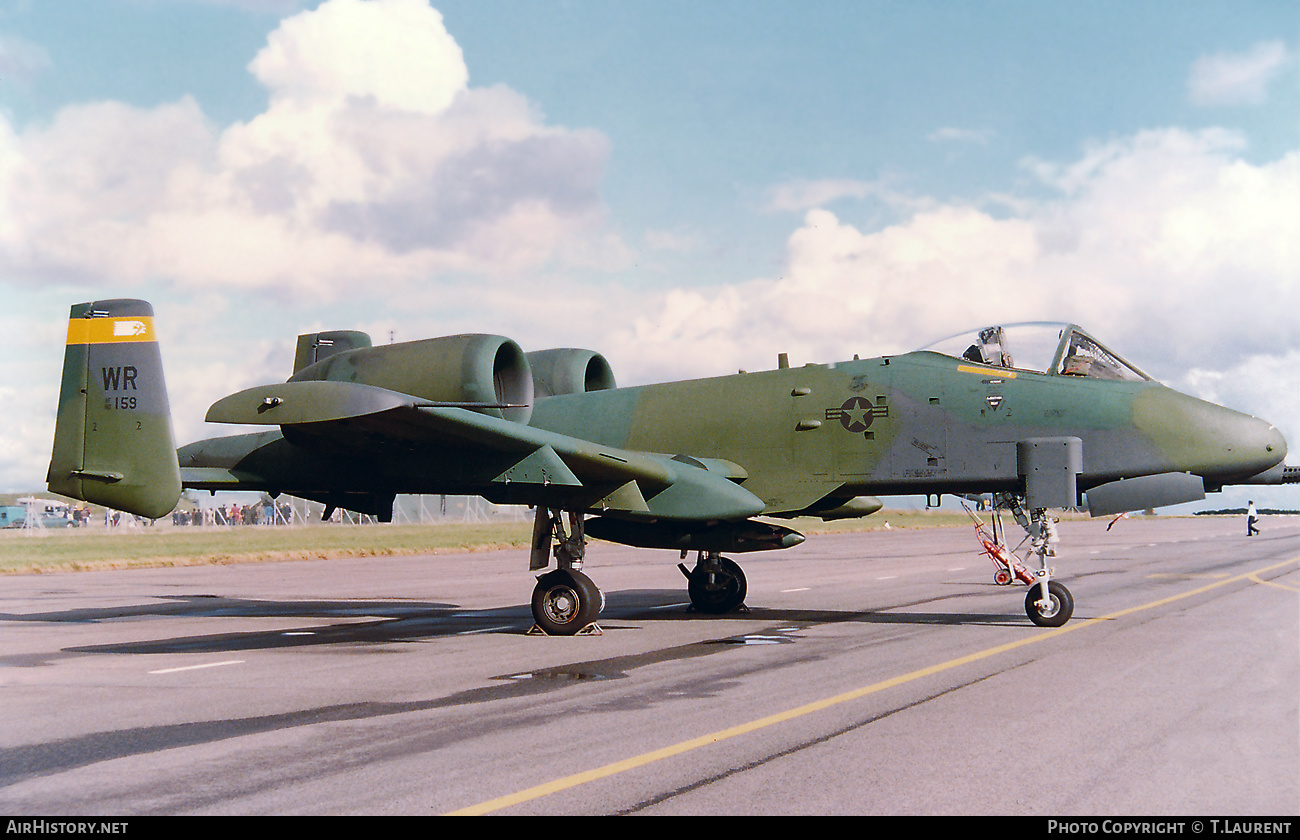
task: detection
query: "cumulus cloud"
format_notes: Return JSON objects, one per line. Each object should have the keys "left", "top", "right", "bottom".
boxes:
{"left": 248, "top": 0, "right": 467, "bottom": 113}
{"left": 594, "top": 129, "right": 1300, "bottom": 452}
{"left": 7, "top": 3, "right": 1300, "bottom": 495}
{"left": 9, "top": 123, "right": 1300, "bottom": 491}
{"left": 0, "top": 0, "right": 620, "bottom": 298}
{"left": 1188, "top": 40, "right": 1293, "bottom": 107}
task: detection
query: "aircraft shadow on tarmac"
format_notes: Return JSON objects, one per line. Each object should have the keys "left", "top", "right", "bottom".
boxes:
{"left": 1, "top": 589, "right": 1040, "bottom": 788}
{"left": 12, "top": 586, "right": 1036, "bottom": 660}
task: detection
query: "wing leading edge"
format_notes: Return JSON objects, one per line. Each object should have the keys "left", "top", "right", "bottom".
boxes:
{"left": 195, "top": 380, "right": 765, "bottom": 523}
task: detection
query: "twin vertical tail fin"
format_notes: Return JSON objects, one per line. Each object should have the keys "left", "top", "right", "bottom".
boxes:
{"left": 46, "top": 299, "right": 182, "bottom": 518}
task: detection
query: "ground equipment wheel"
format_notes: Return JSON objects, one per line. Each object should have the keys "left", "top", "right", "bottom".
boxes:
{"left": 532, "top": 569, "right": 602, "bottom": 635}
{"left": 994, "top": 569, "right": 1013, "bottom": 586}
{"left": 688, "top": 556, "right": 747, "bottom": 614}
{"left": 1025, "top": 580, "right": 1073, "bottom": 628}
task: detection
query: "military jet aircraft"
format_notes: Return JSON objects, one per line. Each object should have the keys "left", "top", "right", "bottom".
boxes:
{"left": 48, "top": 301, "right": 1296, "bottom": 634}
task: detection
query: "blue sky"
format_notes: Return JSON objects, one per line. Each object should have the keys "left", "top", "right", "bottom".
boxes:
{"left": 1, "top": 0, "right": 1297, "bottom": 511}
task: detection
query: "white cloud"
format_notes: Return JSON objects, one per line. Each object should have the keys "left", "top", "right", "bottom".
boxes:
{"left": 589, "top": 129, "right": 1300, "bottom": 455}
{"left": 927, "top": 127, "right": 995, "bottom": 145}
{"left": 248, "top": 0, "right": 467, "bottom": 114}
{"left": 10, "top": 126, "right": 1300, "bottom": 492}
{"left": 1188, "top": 40, "right": 1293, "bottom": 107}
{"left": 7, "top": 4, "right": 1300, "bottom": 497}
{"left": 766, "top": 178, "right": 902, "bottom": 213}
{"left": 0, "top": 0, "right": 621, "bottom": 299}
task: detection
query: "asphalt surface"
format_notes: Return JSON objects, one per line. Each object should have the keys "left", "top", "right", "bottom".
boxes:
{"left": 1, "top": 516, "right": 1296, "bottom": 816}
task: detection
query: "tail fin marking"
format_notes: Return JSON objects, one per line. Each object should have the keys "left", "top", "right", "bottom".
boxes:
{"left": 47, "top": 300, "right": 181, "bottom": 518}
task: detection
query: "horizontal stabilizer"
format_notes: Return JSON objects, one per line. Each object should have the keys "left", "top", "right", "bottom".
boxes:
{"left": 207, "top": 381, "right": 421, "bottom": 425}
{"left": 69, "top": 469, "right": 125, "bottom": 483}
{"left": 179, "top": 466, "right": 269, "bottom": 491}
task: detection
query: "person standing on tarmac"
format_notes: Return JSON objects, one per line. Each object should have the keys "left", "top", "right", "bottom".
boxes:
{"left": 1247, "top": 500, "right": 1260, "bottom": 537}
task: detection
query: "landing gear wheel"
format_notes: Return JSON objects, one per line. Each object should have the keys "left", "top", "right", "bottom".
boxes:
{"left": 1025, "top": 580, "right": 1073, "bottom": 628}
{"left": 688, "top": 556, "right": 747, "bottom": 614}
{"left": 532, "top": 569, "right": 602, "bottom": 635}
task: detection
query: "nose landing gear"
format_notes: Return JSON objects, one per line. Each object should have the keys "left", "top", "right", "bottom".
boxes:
{"left": 967, "top": 499, "right": 1075, "bottom": 627}
{"left": 1025, "top": 579, "right": 1074, "bottom": 628}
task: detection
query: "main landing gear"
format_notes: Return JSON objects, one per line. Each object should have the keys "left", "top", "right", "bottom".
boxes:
{"left": 526, "top": 509, "right": 753, "bottom": 634}
{"left": 532, "top": 567, "right": 603, "bottom": 636}
{"left": 678, "top": 552, "right": 748, "bottom": 614}
{"left": 968, "top": 496, "right": 1075, "bottom": 628}
{"left": 528, "top": 508, "right": 604, "bottom": 636}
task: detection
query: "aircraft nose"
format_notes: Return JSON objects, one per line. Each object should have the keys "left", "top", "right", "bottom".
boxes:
{"left": 1203, "top": 404, "right": 1285, "bottom": 480}
{"left": 1265, "top": 424, "right": 1287, "bottom": 462}
{"left": 1135, "top": 388, "right": 1286, "bottom": 482}
{"left": 1236, "top": 415, "right": 1286, "bottom": 472}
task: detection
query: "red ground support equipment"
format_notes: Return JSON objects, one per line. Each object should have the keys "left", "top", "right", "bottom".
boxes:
{"left": 964, "top": 504, "right": 1036, "bottom": 587}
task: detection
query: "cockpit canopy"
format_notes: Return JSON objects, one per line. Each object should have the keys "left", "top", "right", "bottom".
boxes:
{"left": 922, "top": 323, "right": 1150, "bottom": 382}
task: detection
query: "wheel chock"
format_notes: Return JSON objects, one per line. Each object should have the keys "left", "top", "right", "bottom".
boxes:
{"left": 526, "top": 622, "right": 603, "bottom": 636}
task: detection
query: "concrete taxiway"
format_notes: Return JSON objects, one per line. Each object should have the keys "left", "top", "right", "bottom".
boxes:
{"left": 1, "top": 516, "right": 1296, "bottom": 815}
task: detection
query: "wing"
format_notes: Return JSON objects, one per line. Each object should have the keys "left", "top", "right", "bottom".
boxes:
{"left": 192, "top": 380, "right": 765, "bottom": 523}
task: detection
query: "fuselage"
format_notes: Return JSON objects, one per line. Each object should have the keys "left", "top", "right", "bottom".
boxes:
{"left": 175, "top": 346, "right": 1285, "bottom": 521}
{"left": 529, "top": 349, "right": 1285, "bottom": 515}
{"left": 57, "top": 300, "right": 1288, "bottom": 539}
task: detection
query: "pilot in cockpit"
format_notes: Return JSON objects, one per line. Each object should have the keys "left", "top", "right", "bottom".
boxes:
{"left": 926, "top": 323, "right": 1146, "bottom": 382}
{"left": 964, "top": 327, "right": 1014, "bottom": 369}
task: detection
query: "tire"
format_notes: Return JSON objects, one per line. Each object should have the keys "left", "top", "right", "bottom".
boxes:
{"left": 532, "top": 569, "right": 602, "bottom": 635}
{"left": 1025, "top": 580, "right": 1074, "bottom": 628}
{"left": 688, "top": 557, "right": 747, "bottom": 614}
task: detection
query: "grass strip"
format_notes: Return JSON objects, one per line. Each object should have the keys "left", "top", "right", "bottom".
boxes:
{"left": 0, "top": 510, "right": 987, "bottom": 574}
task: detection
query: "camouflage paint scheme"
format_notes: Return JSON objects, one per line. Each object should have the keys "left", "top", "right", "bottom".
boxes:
{"left": 49, "top": 301, "right": 1288, "bottom": 542}
{"left": 534, "top": 346, "right": 1285, "bottom": 507}
{"left": 47, "top": 300, "right": 180, "bottom": 519}
{"left": 49, "top": 300, "right": 1294, "bottom": 631}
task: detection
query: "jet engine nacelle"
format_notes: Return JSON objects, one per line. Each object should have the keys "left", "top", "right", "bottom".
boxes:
{"left": 290, "top": 334, "right": 534, "bottom": 424}
{"left": 525, "top": 348, "right": 616, "bottom": 398}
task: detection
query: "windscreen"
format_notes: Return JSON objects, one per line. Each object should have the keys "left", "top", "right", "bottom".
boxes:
{"left": 1056, "top": 331, "right": 1148, "bottom": 381}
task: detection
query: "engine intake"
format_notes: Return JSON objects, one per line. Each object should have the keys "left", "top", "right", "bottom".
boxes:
{"left": 526, "top": 349, "right": 616, "bottom": 398}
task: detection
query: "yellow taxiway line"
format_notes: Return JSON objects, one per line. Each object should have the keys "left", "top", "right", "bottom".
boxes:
{"left": 447, "top": 555, "right": 1299, "bottom": 815}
